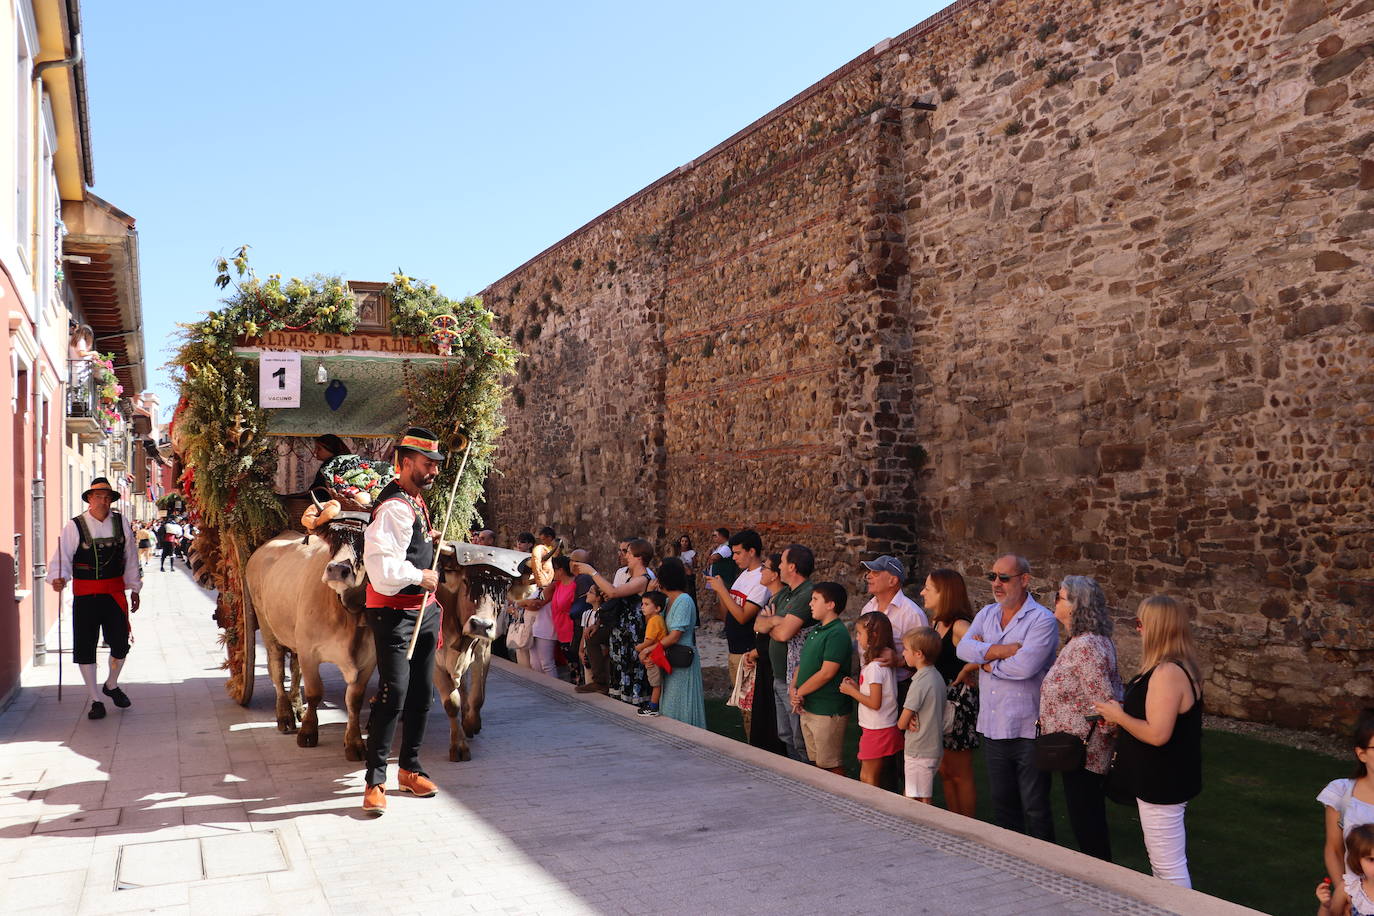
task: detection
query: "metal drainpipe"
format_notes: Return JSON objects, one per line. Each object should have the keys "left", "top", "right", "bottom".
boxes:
{"left": 32, "top": 479, "right": 46, "bottom": 665}
{"left": 31, "top": 34, "right": 82, "bottom": 82}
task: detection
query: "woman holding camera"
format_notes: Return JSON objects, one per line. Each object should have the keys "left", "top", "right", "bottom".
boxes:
{"left": 1095, "top": 594, "right": 1203, "bottom": 888}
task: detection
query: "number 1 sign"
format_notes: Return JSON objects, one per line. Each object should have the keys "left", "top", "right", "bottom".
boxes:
{"left": 259, "top": 352, "right": 301, "bottom": 408}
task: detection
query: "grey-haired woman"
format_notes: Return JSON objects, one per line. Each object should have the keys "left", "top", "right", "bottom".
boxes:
{"left": 1039, "top": 575, "right": 1123, "bottom": 861}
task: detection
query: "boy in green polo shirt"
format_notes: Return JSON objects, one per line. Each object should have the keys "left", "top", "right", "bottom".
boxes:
{"left": 790, "top": 581, "right": 852, "bottom": 775}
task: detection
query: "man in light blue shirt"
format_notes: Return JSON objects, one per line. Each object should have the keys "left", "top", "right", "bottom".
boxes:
{"left": 956, "top": 554, "right": 1059, "bottom": 840}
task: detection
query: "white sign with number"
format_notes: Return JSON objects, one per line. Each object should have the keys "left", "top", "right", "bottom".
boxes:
{"left": 259, "top": 352, "right": 301, "bottom": 408}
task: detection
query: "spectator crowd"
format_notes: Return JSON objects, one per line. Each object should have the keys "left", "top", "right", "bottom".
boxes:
{"left": 488, "top": 524, "right": 1374, "bottom": 906}
{"left": 129, "top": 515, "right": 197, "bottom": 571}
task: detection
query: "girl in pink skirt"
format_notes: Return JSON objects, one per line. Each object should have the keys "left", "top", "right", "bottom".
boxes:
{"left": 840, "top": 612, "right": 903, "bottom": 786}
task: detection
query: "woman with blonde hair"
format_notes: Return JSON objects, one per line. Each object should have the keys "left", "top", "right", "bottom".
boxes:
{"left": 1094, "top": 594, "right": 1203, "bottom": 888}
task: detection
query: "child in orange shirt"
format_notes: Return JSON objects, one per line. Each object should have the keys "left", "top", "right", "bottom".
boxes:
{"left": 636, "top": 591, "right": 669, "bottom": 716}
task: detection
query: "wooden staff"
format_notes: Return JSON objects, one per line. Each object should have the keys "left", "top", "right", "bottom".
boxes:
{"left": 406, "top": 436, "right": 474, "bottom": 661}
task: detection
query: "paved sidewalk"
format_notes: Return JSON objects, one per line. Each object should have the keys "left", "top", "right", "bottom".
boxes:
{"left": 0, "top": 563, "right": 1252, "bottom": 915}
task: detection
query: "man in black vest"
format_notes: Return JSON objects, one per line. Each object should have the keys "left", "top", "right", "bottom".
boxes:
{"left": 360, "top": 427, "right": 444, "bottom": 815}
{"left": 48, "top": 477, "right": 142, "bottom": 719}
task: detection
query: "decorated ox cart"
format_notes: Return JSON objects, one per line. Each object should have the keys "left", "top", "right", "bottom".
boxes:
{"left": 169, "top": 249, "right": 521, "bottom": 759}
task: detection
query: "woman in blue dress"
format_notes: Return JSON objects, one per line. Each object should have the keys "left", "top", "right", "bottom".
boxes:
{"left": 655, "top": 557, "right": 707, "bottom": 728}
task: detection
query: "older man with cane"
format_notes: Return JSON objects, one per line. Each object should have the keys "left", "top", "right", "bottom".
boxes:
{"left": 360, "top": 427, "right": 447, "bottom": 815}
{"left": 48, "top": 477, "right": 142, "bottom": 720}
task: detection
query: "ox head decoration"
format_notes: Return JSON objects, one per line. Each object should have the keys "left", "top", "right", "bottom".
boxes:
{"left": 439, "top": 543, "right": 533, "bottom": 642}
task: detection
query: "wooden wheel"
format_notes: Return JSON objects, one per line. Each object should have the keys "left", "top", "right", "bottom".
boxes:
{"left": 233, "top": 567, "right": 257, "bottom": 707}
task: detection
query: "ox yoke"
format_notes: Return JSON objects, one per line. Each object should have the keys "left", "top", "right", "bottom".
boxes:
{"left": 440, "top": 543, "right": 529, "bottom": 580}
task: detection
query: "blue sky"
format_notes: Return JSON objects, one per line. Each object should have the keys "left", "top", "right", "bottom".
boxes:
{"left": 80, "top": 1, "right": 944, "bottom": 410}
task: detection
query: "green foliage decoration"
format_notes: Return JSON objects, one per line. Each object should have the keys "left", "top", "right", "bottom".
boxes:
{"left": 172, "top": 250, "right": 520, "bottom": 648}
{"left": 389, "top": 271, "right": 520, "bottom": 537}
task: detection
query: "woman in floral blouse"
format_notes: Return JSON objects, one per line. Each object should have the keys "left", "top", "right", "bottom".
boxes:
{"left": 1040, "top": 575, "right": 1123, "bottom": 862}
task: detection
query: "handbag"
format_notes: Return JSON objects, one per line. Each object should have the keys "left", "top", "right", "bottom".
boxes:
{"left": 1033, "top": 717, "right": 1099, "bottom": 772}
{"left": 726, "top": 657, "right": 756, "bottom": 711}
{"left": 507, "top": 608, "right": 534, "bottom": 650}
{"left": 661, "top": 593, "right": 697, "bottom": 670}
{"left": 1104, "top": 746, "right": 1135, "bottom": 804}
{"left": 663, "top": 643, "right": 694, "bottom": 669}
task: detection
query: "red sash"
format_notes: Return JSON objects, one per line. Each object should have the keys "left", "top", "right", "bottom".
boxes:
{"left": 365, "top": 583, "right": 436, "bottom": 611}
{"left": 73, "top": 577, "right": 130, "bottom": 619}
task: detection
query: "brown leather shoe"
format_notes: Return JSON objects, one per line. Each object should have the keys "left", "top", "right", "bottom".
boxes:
{"left": 574, "top": 682, "right": 609, "bottom": 694}
{"left": 398, "top": 769, "right": 437, "bottom": 798}
{"left": 362, "top": 784, "right": 386, "bottom": 815}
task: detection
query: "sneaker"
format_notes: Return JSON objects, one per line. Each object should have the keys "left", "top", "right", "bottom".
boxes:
{"left": 88, "top": 701, "right": 106, "bottom": 720}
{"left": 637, "top": 704, "right": 660, "bottom": 717}
{"left": 398, "top": 769, "right": 437, "bottom": 798}
{"left": 102, "top": 685, "right": 131, "bottom": 708}
{"left": 362, "top": 784, "right": 386, "bottom": 815}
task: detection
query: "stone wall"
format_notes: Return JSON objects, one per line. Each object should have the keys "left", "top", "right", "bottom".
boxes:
{"left": 481, "top": 0, "right": 1374, "bottom": 731}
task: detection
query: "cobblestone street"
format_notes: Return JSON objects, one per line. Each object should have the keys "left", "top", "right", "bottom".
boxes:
{"left": 0, "top": 565, "right": 1254, "bottom": 915}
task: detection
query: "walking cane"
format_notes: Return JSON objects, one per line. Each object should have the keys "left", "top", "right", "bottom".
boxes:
{"left": 57, "top": 590, "right": 63, "bottom": 702}
{"left": 406, "top": 436, "right": 474, "bottom": 661}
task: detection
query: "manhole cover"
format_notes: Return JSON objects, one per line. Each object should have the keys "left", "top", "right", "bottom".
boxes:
{"left": 115, "top": 830, "right": 289, "bottom": 889}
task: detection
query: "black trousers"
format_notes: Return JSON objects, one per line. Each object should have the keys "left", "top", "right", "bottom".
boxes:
{"left": 159, "top": 543, "right": 177, "bottom": 569}
{"left": 1062, "top": 766, "right": 1113, "bottom": 861}
{"left": 584, "top": 621, "right": 611, "bottom": 686}
{"left": 364, "top": 603, "right": 439, "bottom": 787}
{"left": 72, "top": 593, "right": 129, "bottom": 664}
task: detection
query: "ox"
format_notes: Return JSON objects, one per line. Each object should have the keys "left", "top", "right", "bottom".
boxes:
{"left": 433, "top": 543, "right": 531, "bottom": 761}
{"left": 244, "top": 521, "right": 373, "bottom": 760}
{"left": 245, "top": 527, "right": 528, "bottom": 763}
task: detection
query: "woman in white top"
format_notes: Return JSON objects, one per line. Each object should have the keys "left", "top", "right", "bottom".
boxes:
{"left": 1321, "top": 709, "right": 1374, "bottom": 916}
{"left": 840, "top": 611, "right": 902, "bottom": 787}
{"left": 676, "top": 534, "right": 696, "bottom": 572}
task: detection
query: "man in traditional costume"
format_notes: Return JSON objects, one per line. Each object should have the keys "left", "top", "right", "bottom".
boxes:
{"left": 361, "top": 427, "right": 444, "bottom": 814}
{"left": 48, "top": 477, "right": 142, "bottom": 720}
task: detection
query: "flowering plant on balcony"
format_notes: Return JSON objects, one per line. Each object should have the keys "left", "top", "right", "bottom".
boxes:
{"left": 93, "top": 352, "right": 124, "bottom": 432}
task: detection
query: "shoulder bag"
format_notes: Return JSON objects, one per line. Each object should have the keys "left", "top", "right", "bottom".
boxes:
{"left": 1033, "top": 716, "right": 1099, "bottom": 772}
{"left": 662, "top": 594, "right": 697, "bottom": 668}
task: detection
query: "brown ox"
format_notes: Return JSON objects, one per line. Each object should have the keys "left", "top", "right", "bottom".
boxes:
{"left": 433, "top": 543, "right": 531, "bottom": 761}
{"left": 244, "top": 523, "right": 373, "bottom": 760}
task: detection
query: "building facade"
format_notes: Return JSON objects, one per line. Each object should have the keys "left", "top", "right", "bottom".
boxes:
{"left": 0, "top": 0, "right": 150, "bottom": 706}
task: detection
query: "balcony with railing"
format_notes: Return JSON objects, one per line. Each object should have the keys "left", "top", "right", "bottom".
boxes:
{"left": 66, "top": 359, "right": 108, "bottom": 442}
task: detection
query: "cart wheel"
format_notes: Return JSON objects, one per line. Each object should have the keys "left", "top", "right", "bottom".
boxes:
{"left": 234, "top": 577, "right": 257, "bottom": 707}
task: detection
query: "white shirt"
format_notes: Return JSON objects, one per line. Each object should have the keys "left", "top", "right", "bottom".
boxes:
{"left": 713, "top": 543, "right": 731, "bottom": 559}
{"left": 163, "top": 521, "right": 183, "bottom": 537}
{"left": 728, "top": 565, "right": 769, "bottom": 610}
{"left": 531, "top": 601, "right": 555, "bottom": 639}
{"left": 860, "top": 590, "right": 929, "bottom": 681}
{"left": 49, "top": 510, "right": 142, "bottom": 591}
{"left": 363, "top": 494, "right": 427, "bottom": 596}
{"left": 857, "top": 660, "right": 898, "bottom": 730}
{"left": 679, "top": 549, "right": 696, "bottom": 569}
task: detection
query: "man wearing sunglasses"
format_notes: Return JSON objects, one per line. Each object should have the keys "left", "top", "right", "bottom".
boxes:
{"left": 956, "top": 554, "right": 1059, "bottom": 841}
